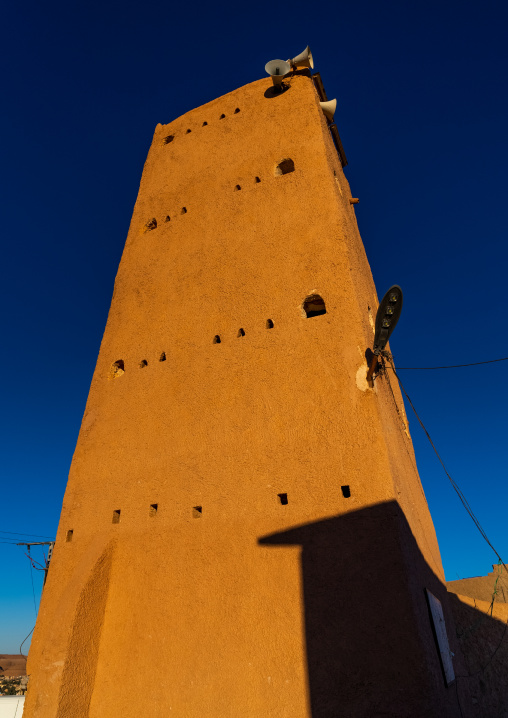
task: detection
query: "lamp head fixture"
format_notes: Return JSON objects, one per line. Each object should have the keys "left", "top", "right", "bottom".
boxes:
{"left": 373, "top": 285, "right": 403, "bottom": 355}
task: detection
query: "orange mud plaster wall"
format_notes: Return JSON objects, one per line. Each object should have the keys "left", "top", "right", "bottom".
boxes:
{"left": 25, "top": 73, "right": 464, "bottom": 717}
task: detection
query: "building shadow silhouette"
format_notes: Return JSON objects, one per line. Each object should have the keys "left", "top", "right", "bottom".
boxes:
{"left": 447, "top": 592, "right": 508, "bottom": 717}
{"left": 259, "top": 501, "right": 508, "bottom": 718}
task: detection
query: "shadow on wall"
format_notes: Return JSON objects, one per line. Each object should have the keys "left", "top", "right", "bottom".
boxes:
{"left": 56, "top": 542, "right": 114, "bottom": 718}
{"left": 447, "top": 592, "right": 508, "bottom": 717}
{"left": 259, "top": 501, "right": 508, "bottom": 718}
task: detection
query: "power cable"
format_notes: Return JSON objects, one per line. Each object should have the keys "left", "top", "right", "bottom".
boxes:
{"left": 383, "top": 354, "right": 508, "bottom": 685}
{"left": 380, "top": 360, "right": 444, "bottom": 574}
{"left": 454, "top": 680, "right": 464, "bottom": 718}
{"left": 19, "top": 627, "right": 34, "bottom": 660}
{"left": 472, "top": 619, "right": 508, "bottom": 675}
{"left": 23, "top": 552, "right": 46, "bottom": 570}
{"left": 27, "top": 553, "right": 38, "bottom": 621}
{"left": 389, "top": 356, "right": 508, "bottom": 370}
{"left": 383, "top": 353, "right": 508, "bottom": 576}
{"left": 0, "top": 530, "right": 55, "bottom": 539}
{"left": 456, "top": 563, "right": 504, "bottom": 640}
{"left": 456, "top": 618, "right": 508, "bottom": 678}
{"left": 454, "top": 563, "right": 508, "bottom": 678}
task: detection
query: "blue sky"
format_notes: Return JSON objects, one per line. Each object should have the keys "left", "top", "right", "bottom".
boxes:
{"left": 1, "top": 0, "right": 507, "bottom": 653}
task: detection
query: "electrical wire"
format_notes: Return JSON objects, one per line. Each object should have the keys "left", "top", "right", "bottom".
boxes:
{"left": 453, "top": 563, "right": 508, "bottom": 678}
{"left": 488, "top": 563, "right": 503, "bottom": 617}
{"left": 0, "top": 530, "right": 55, "bottom": 539}
{"left": 27, "top": 553, "right": 38, "bottom": 621}
{"left": 383, "top": 354, "right": 508, "bottom": 576}
{"left": 383, "top": 354, "right": 508, "bottom": 684}
{"left": 380, "top": 360, "right": 444, "bottom": 574}
{"left": 456, "top": 564, "right": 504, "bottom": 640}
{"left": 23, "top": 552, "right": 46, "bottom": 570}
{"left": 456, "top": 617, "right": 508, "bottom": 678}
{"left": 19, "top": 627, "right": 34, "bottom": 660}
{"left": 454, "top": 679, "right": 464, "bottom": 718}
{"left": 388, "top": 356, "right": 508, "bottom": 370}
{"left": 474, "top": 619, "right": 508, "bottom": 674}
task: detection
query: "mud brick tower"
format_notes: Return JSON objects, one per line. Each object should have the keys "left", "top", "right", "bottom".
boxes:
{"left": 25, "top": 68, "right": 467, "bottom": 717}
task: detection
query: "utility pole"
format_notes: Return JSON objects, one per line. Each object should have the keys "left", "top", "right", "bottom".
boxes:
{"left": 17, "top": 542, "right": 55, "bottom": 587}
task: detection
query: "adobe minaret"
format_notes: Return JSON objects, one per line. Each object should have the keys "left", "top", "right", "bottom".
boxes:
{"left": 25, "top": 68, "right": 465, "bottom": 717}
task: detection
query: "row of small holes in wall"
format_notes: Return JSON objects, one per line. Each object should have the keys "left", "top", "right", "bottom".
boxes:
{"left": 214, "top": 295, "right": 324, "bottom": 344}
{"left": 65, "top": 488, "right": 352, "bottom": 538}
{"left": 162, "top": 109, "right": 241, "bottom": 145}
{"left": 143, "top": 159, "right": 295, "bottom": 233}
{"left": 214, "top": 318, "right": 272, "bottom": 344}
{"left": 234, "top": 160, "right": 295, "bottom": 191}
{"left": 109, "top": 297, "right": 326, "bottom": 378}
{"left": 109, "top": 321, "right": 266, "bottom": 374}
{"left": 145, "top": 207, "right": 186, "bottom": 232}
{"left": 109, "top": 323, "right": 268, "bottom": 374}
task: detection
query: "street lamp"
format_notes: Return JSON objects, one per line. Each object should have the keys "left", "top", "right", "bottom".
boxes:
{"left": 366, "top": 285, "right": 403, "bottom": 383}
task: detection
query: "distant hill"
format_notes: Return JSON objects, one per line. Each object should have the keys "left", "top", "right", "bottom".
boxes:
{"left": 0, "top": 656, "right": 27, "bottom": 677}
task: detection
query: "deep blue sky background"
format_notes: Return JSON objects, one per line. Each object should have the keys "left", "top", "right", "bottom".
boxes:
{"left": 1, "top": 0, "right": 507, "bottom": 653}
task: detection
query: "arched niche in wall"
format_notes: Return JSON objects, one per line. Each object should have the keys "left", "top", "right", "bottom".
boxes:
{"left": 303, "top": 294, "right": 326, "bottom": 318}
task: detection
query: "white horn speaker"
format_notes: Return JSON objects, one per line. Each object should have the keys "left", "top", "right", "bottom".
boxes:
{"left": 265, "top": 59, "right": 291, "bottom": 87}
{"left": 289, "top": 45, "right": 314, "bottom": 70}
{"left": 320, "top": 99, "right": 337, "bottom": 122}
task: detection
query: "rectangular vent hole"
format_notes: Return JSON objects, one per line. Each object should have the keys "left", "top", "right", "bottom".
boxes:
{"left": 193, "top": 506, "right": 202, "bottom": 518}
{"left": 149, "top": 503, "right": 158, "bottom": 517}
{"left": 66, "top": 530, "right": 73, "bottom": 542}
{"left": 112, "top": 509, "right": 121, "bottom": 524}
{"left": 278, "top": 493, "right": 288, "bottom": 505}
{"left": 341, "top": 486, "right": 351, "bottom": 498}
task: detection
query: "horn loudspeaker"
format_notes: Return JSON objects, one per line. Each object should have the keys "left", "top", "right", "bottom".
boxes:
{"left": 265, "top": 59, "right": 291, "bottom": 87}
{"left": 290, "top": 45, "right": 314, "bottom": 70}
{"left": 319, "top": 99, "right": 337, "bottom": 122}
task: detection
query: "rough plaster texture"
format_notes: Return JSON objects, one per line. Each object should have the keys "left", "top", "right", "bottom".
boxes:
{"left": 447, "top": 592, "right": 508, "bottom": 717}
{"left": 448, "top": 566, "right": 508, "bottom": 605}
{"left": 25, "top": 73, "right": 475, "bottom": 716}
